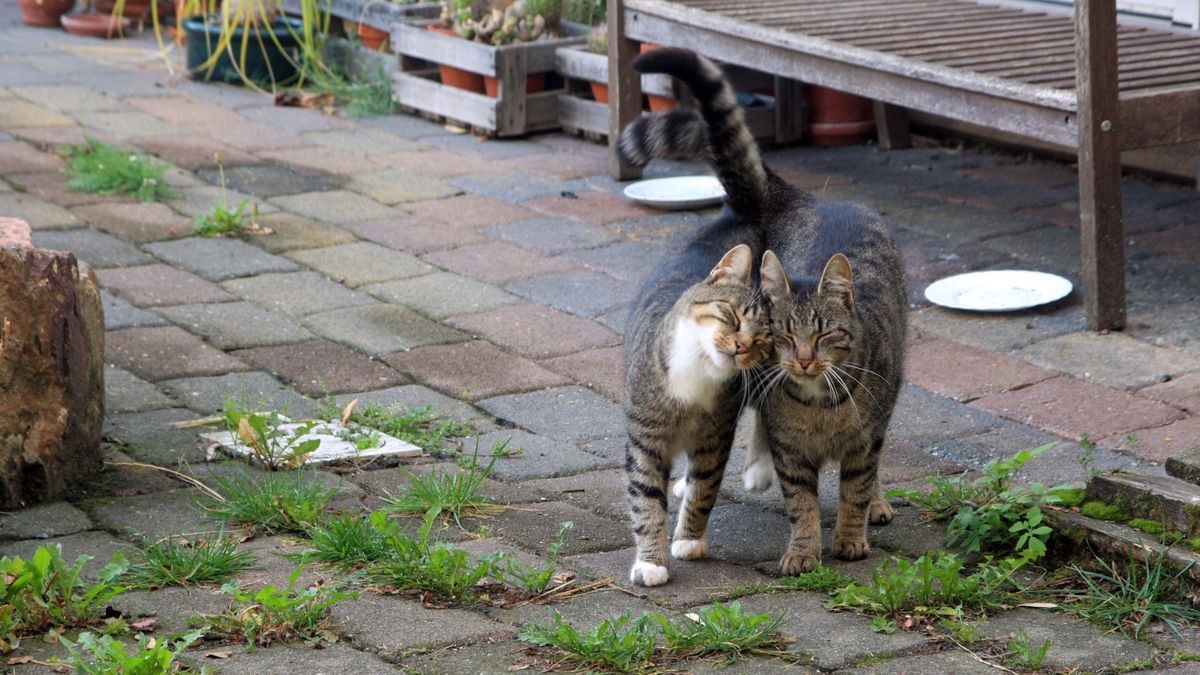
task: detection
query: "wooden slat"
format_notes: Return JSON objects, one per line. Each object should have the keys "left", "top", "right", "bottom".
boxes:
{"left": 559, "top": 93, "right": 609, "bottom": 136}
{"left": 1121, "top": 86, "right": 1200, "bottom": 148}
{"left": 795, "top": 6, "right": 1012, "bottom": 33}
{"left": 972, "top": 41, "right": 1200, "bottom": 77}
{"left": 609, "top": 0, "right": 642, "bottom": 180}
{"left": 890, "top": 30, "right": 1076, "bottom": 58}
{"left": 813, "top": 12, "right": 1053, "bottom": 41}
{"left": 715, "top": 3, "right": 969, "bottom": 27}
{"left": 927, "top": 29, "right": 1169, "bottom": 67}
{"left": 994, "top": 50, "right": 1200, "bottom": 82}
{"left": 392, "top": 71, "right": 497, "bottom": 128}
{"left": 854, "top": 24, "right": 1073, "bottom": 51}
{"left": 1033, "top": 59, "right": 1200, "bottom": 88}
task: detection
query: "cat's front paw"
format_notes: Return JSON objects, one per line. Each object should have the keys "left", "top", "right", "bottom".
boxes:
{"left": 869, "top": 499, "right": 894, "bottom": 525}
{"left": 630, "top": 560, "right": 670, "bottom": 587}
{"left": 670, "top": 537, "right": 708, "bottom": 560}
{"left": 833, "top": 537, "right": 870, "bottom": 561}
{"left": 742, "top": 459, "right": 774, "bottom": 492}
{"left": 778, "top": 550, "right": 819, "bottom": 575}
{"left": 672, "top": 478, "right": 688, "bottom": 499}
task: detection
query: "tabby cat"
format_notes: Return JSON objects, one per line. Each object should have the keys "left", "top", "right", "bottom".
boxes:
{"left": 620, "top": 48, "right": 907, "bottom": 576}
{"left": 623, "top": 232, "right": 772, "bottom": 586}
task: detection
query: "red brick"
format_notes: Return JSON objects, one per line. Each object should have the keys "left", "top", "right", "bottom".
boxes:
{"left": 384, "top": 340, "right": 568, "bottom": 399}
{"left": 344, "top": 217, "right": 489, "bottom": 255}
{"left": 1102, "top": 415, "right": 1200, "bottom": 465}
{"left": 132, "top": 136, "right": 261, "bottom": 170}
{"left": 1132, "top": 225, "right": 1200, "bottom": 262}
{"left": 1016, "top": 204, "right": 1078, "bottom": 229}
{"left": 423, "top": 240, "right": 576, "bottom": 285}
{"left": 374, "top": 150, "right": 493, "bottom": 178}
{"left": 403, "top": 194, "right": 535, "bottom": 228}
{"left": 448, "top": 304, "right": 621, "bottom": 359}
{"left": 495, "top": 152, "right": 609, "bottom": 180}
{"left": 0, "top": 141, "right": 64, "bottom": 174}
{"left": 15, "top": 126, "right": 113, "bottom": 149}
{"left": 905, "top": 338, "right": 1055, "bottom": 402}
{"left": 106, "top": 326, "right": 249, "bottom": 381}
{"left": 71, "top": 202, "right": 191, "bottom": 244}
{"left": 127, "top": 96, "right": 248, "bottom": 128}
{"left": 190, "top": 121, "right": 304, "bottom": 152}
{"left": 8, "top": 172, "right": 128, "bottom": 207}
{"left": 234, "top": 340, "right": 406, "bottom": 396}
{"left": 523, "top": 189, "right": 656, "bottom": 225}
{"left": 1139, "top": 373, "right": 1200, "bottom": 413}
{"left": 540, "top": 346, "right": 625, "bottom": 401}
{"left": 971, "top": 376, "right": 1184, "bottom": 441}
{"left": 98, "top": 264, "right": 236, "bottom": 307}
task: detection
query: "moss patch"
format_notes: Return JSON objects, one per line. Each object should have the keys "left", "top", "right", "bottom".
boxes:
{"left": 1050, "top": 487, "right": 1087, "bottom": 508}
{"left": 1080, "top": 500, "right": 1129, "bottom": 522}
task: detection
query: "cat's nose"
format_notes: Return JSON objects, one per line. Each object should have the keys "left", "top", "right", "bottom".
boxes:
{"left": 796, "top": 358, "right": 814, "bottom": 370}
{"left": 735, "top": 339, "right": 750, "bottom": 354}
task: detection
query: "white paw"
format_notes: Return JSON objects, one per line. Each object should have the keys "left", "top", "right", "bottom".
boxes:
{"left": 630, "top": 560, "right": 670, "bottom": 586}
{"left": 670, "top": 537, "right": 708, "bottom": 560}
{"left": 672, "top": 478, "right": 688, "bottom": 499}
{"left": 743, "top": 460, "right": 774, "bottom": 492}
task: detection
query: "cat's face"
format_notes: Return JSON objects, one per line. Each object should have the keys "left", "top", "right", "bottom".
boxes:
{"left": 759, "top": 251, "right": 856, "bottom": 383}
{"left": 680, "top": 244, "right": 773, "bottom": 372}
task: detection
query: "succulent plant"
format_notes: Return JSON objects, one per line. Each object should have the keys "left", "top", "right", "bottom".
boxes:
{"left": 586, "top": 23, "right": 605, "bottom": 55}
{"left": 442, "top": 0, "right": 562, "bottom": 44}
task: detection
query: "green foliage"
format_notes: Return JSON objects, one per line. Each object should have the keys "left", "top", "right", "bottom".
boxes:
{"left": 584, "top": 24, "right": 606, "bottom": 54}
{"left": 1069, "top": 553, "right": 1200, "bottom": 638}
{"left": 939, "top": 617, "right": 978, "bottom": 643}
{"left": 305, "top": 62, "right": 395, "bottom": 117}
{"left": 335, "top": 426, "right": 382, "bottom": 450}
{"left": 1080, "top": 500, "right": 1129, "bottom": 522}
{"left": 1129, "top": 519, "right": 1166, "bottom": 535}
{"left": 125, "top": 536, "right": 259, "bottom": 587}
{"left": 222, "top": 400, "right": 320, "bottom": 470}
{"left": 298, "top": 512, "right": 394, "bottom": 569}
{"left": 869, "top": 615, "right": 897, "bottom": 634}
{"left": 1188, "top": 538, "right": 1200, "bottom": 553}
{"left": 494, "top": 521, "right": 574, "bottom": 595}
{"left": 203, "top": 469, "right": 337, "bottom": 534}
{"left": 775, "top": 565, "right": 857, "bottom": 593}
{"left": 888, "top": 444, "right": 1058, "bottom": 558}
{"left": 0, "top": 546, "right": 129, "bottom": 652}
{"left": 654, "top": 602, "right": 790, "bottom": 663}
{"left": 64, "top": 139, "right": 176, "bottom": 202}
{"left": 321, "top": 400, "right": 475, "bottom": 455}
{"left": 1048, "top": 486, "right": 1087, "bottom": 508}
{"left": 563, "top": 0, "right": 605, "bottom": 25}
{"left": 57, "top": 628, "right": 205, "bottom": 674}
{"left": 383, "top": 448, "right": 505, "bottom": 527}
{"left": 1005, "top": 630, "right": 1050, "bottom": 670}
{"left": 520, "top": 611, "right": 657, "bottom": 672}
{"left": 194, "top": 198, "right": 251, "bottom": 238}
{"left": 206, "top": 566, "right": 354, "bottom": 648}
{"left": 368, "top": 509, "right": 501, "bottom": 601}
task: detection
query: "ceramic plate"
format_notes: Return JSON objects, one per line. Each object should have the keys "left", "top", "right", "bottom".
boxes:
{"left": 623, "top": 175, "right": 726, "bottom": 210}
{"left": 924, "top": 270, "right": 1073, "bottom": 312}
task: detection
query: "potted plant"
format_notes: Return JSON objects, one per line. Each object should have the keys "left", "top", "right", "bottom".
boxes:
{"left": 17, "top": 0, "right": 76, "bottom": 26}
{"left": 435, "top": 0, "right": 565, "bottom": 96}
{"left": 584, "top": 23, "right": 606, "bottom": 102}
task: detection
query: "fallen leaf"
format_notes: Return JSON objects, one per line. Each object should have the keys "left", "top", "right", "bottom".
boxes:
{"left": 550, "top": 571, "right": 576, "bottom": 586}
{"left": 507, "top": 665, "right": 531, "bottom": 671}
{"left": 685, "top": 612, "right": 701, "bottom": 622}
{"left": 130, "top": 617, "right": 158, "bottom": 631}
{"left": 1017, "top": 602, "right": 1058, "bottom": 609}
{"left": 204, "top": 651, "right": 232, "bottom": 659}
{"left": 341, "top": 399, "right": 359, "bottom": 426}
{"left": 7, "top": 656, "right": 34, "bottom": 665}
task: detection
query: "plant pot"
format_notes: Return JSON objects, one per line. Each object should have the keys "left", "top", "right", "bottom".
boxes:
{"left": 357, "top": 23, "right": 388, "bottom": 50}
{"left": 639, "top": 42, "right": 676, "bottom": 111}
{"left": 182, "top": 14, "right": 304, "bottom": 86}
{"left": 427, "top": 23, "right": 485, "bottom": 93}
{"left": 483, "top": 72, "right": 545, "bottom": 98}
{"left": 17, "top": 0, "right": 75, "bottom": 26}
{"left": 93, "top": 0, "right": 150, "bottom": 19}
{"left": 589, "top": 81, "right": 608, "bottom": 104}
{"left": 806, "top": 85, "right": 876, "bottom": 146}
{"left": 61, "top": 12, "right": 131, "bottom": 37}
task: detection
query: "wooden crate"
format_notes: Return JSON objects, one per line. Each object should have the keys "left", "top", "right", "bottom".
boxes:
{"left": 284, "top": 0, "right": 440, "bottom": 31}
{"left": 555, "top": 45, "right": 804, "bottom": 145}
{"left": 390, "top": 20, "right": 585, "bottom": 137}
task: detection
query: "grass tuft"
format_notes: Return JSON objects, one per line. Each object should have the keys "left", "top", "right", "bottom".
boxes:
{"left": 322, "top": 399, "right": 475, "bottom": 456}
{"left": 64, "top": 139, "right": 175, "bottom": 202}
{"left": 382, "top": 447, "right": 506, "bottom": 527}
{"left": 125, "top": 536, "right": 259, "bottom": 587}
{"left": 297, "top": 512, "right": 394, "bottom": 569}
{"left": 776, "top": 565, "right": 857, "bottom": 593}
{"left": 202, "top": 469, "right": 337, "bottom": 534}
{"left": 656, "top": 602, "right": 792, "bottom": 664}
{"left": 1069, "top": 552, "right": 1200, "bottom": 638}
{"left": 519, "top": 611, "right": 657, "bottom": 672}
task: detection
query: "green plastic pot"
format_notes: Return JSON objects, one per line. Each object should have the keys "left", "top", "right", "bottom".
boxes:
{"left": 182, "top": 14, "right": 305, "bottom": 86}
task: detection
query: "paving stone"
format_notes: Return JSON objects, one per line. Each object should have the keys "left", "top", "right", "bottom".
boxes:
{"left": 839, "top": 650, "right": 995, "bottom": 674}
{"left": 101, "top": 289, "right": 169, "bottom": 330}
{"left": 256, "top": 145, "right": 380, "bottom": 175}
{"left": 1140, "top": 372, "right": 1200, "bottom": 413}
{"left": 404, "top": 193, "right": 536, "bottom": 228}
{"left": 10, "top": 84, "right": 126, "bottom": 113}
{"left": 1019, "top": 332, "right": 1200, "bottom": 390}
{"left": 1127, "top": 298, "right": 1200, "bottom": 357}
{"left": 363, "top": 271, "right": 523, "bottom": 319}
{"left": 196, "top": 163, "right": 336, "bottom": 198}
{"left": 384, "top": 340, "right": 567, "bottom": 399}
{"left": 977, "top": 609, "right": 1153, "bottom": 673}
{"left": 978, "top": 224, "right": 1084, "bottom": 276}
{"left": 398, "top": 639, "right": 562, "bottom": 675}
{"left": 488, "top": 501, "right": 631, "bottom": 556}
{"left": 190, "top": 119, "right": 306, "bottom": 153}
{"left": 448, "top": 172, "right": 585, "bottom": 204}
{"left": 923, "top": 423, "right": 1060, "bottom": 471}
{"left": 607, "top": 210, "right": 708, "bottom": 246}
{"left": 698, "top": 504, "right": 793, "bottom": 564}
{"left": 478, "top": 386, "right": 623, "bottom": 445}
{"left": 221, "top": 271, "right": 376, "bottom": 317}
{"left": 450, "top": 303, "right": 622, "bottom": 359}
{"left": 132, "top": 135, "right": 261, "bottom": 170}
{"left": 358, "top": 112, "right": 447, "bottom": 139}
{"left": 110, "top": 586, "right": 230, "bottom": 639}
{"left": 86, "top": 488, "right": 221, "bottom": 541}
{"left": 71, "top": 202, "right": 192, "bottom": 243}
{"left": 238, "top": 104, "right": 356, "bottom": 132}
{"left": 1008, "top": 440, "right": 1140, "bottom": 486}
{"left": 562, "top": 240, "right": 666, "bottom": 283}
{"left": 153, "top": 301, "right": 315, "bottom": 350}
{"left": 0, "top": 502, "right": 92, "bottom": 542}
{"left": 0, "top": 99, "right": 75, "bottom": 127}
{"left": 160, "top": 371, "right": 318, "bottom": 417}
{"left": 596, "top": 305, "right": 631, "bottom": 334}
{"left": 897, "top": 227, "right": 1019, "bottom": 306}
{"left": 346, "top": 216, "right": 490, "bottom": 255}
{"left": 31, "top": 226, "right": 151, "bottom": 268}
{"left": 127, "top": 94, "right": 246, "bottom": 126}
{"left": 905, "top": 338, "right": 1055, "bottom": 402}
{"left": 0, "top": 141, "right": 64, "bottom": 173}
{"left": 486, "top": 217, "right": 621, "bottom": 255}
{"left": 1112, "top": 415, "right": 1200, "bottom": 464}
{"left": 495, "top": 148, "right": 609, "bottom": 180}
{"left": 329, "top": 384, "right": 490, "bottom": 426}
{"left": 375, "top": 148, "right": 495, "bottom": 178}
{"left": 143, "top": 236, "right": 299, "bottom": 282}
{"left": 889, "top": 202, "right": 1052, "bottom": 245}
{"left": 250, "top": 212, "right": 358, "bottom": 253}
{"left": 106, "top": 364, "right": 175, "bottom": 414}
{"left": 888, "top": 384, "right": 1009, "bottom": 447}
{"left": 234, "top": 340, "right": 406, "bottom": 396}
{"left": 180, "top": 643, "right": 398, "bottom": 674}
{"left": 98, "top": 264, "right": 237, "bottom": 307}
{"left": 971, "top": 376, "right": 1185, "bottom": 442}
{"left": 425, "top": 133, "right": 552, "bottom": 160}
{"left": 539, "top": 345, "right": 624, "bottom": 401}
{"left": 471, "top": 430, "right": 614, "bottom": 480}
{"left": 424, "top": 240, "right": 577, "bottom": 285}
{"left": 0, "top": 192, "right": 80, "bottom": 229}
{"left": 286, "top": 241, "right": 433, "bottom": 287}
{"left": 523, "top": 189, "right": 657, "bottom": 226}
{"left": 103, "top": 407, "right": 206, "bottom": 465}
{"left": 165, "top": 184, "right": 277, "bottom": 220}
{"left": 565, "top": 546, "right": 773, "bottom": 608}
{"left": 304, "top": 304, "right": 467, "bottom": 356}
{"left": 345, "top": 169, "right": 460, "bottom": 204}
{"left": 302, "top": 128, "right": 421, "bottom": 156}
{"left": 506, "top": 270, "right": 635, "bottom": 318}
{"left": 909, "top": 305, "right": 1086, "bottom": 352}
{"left": 0, "top": 531, "right": 127, "bottom": 579}
{"left": 106, "top": 325, "right": 249, "bottom": 382}
{"left": 269, "top": 189, "right": 401, "bottom": 224}
{"left": 522, "top": 469, "right": 629, "bottom": 518}
{"left": 330, "top": 594, "right": 512, "bottom": 656}
{"left": 957, "top": 159, "right": 1079, "bottom": 189}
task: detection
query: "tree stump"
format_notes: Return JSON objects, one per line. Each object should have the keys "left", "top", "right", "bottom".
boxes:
{"left": 0, "top": 217, "right": 105, "bottom": 508}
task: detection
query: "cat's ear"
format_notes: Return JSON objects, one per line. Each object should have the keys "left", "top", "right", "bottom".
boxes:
{"left": 708, "top": 244, "right": 753, "bottom": 285}
{"left": 759, "top": 250, "right": 791, "bottom": 300}
{"left": 818, "top": 253, "right": 854, "bottom": 309}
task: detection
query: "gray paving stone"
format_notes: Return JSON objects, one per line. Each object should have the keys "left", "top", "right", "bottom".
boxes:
{"left": 595, "top": 305, "right": 630, "bottom": 334}
{"left": 165, "top": 184, "right": 277, "bottom": 221}
{"left": 196, "top": 163, "right": 337, "bottom": 198}
{"left": 839, "top": 650, "right": 995, "bottom": 674}
{"left": 85, "top": 488, "right": 221, "bottom": 541}
{"left": 143, "top": 237, "right": 299, "bottom": 281}
{"left": 109, "top": 586, "right": 231, "bottom": 638}
{"left": 76, "top": 110, "right": 178, "bottom": 138}
{"left": 487, "top": 501, "right": 631, "bottom": 557}
{"left": 426, "top": 133, "right": 552, "bottom": 160}
{"left": 103, "top": 407, "right": 207, "bottom": 465}
{"left": 487, "top": 217, "right": 621, "bottom": 255}
{"left": 478, "top": 386, "right": 624, "bottom": 445}
{"left": 330, "top": 594, "right": 513, "bottom": 656}
{"left": 330, "top": 384, "right": 491, "bottom": 426}
{"left": 565, "top": 546, "right": 773, "bottom": 607}
{"left": 888, "top": 384, "right": 1009, "bottom": 448}
{"left": 250, "top": 212, "right": 359, "bottom": 253}
{"left": 497, "top": 586, "right": 661, "bottom": 629}
{"left": 303, "top": 304, "right": 468, "bottom": 356}
{"left": 397, "top": 640, "right": 549, "bottom": 675}
{"left": 346, "top": 169, "right": 460, "bottom": 204}
{"left": 106, "top": 364, "right": 175, "bottom": 414}
{"left": 286, "top": 241, "right": 434, "bottom": 287}
{"left": 910, "top": 305, "right": 1086, "bottom": 353}
{"left": 153, "top": 301, "right": 314, "bottom": 350}
{"left": 303, "top": 128, "right": 421, "bottom": 156}
{"left": 522, "top": 469, "right": 629, "bottom": 519}
{"left": 923, "top": 423, "right": 1058, "bottom": 472}
{"left": 363, "top": 271, "right": 523, "bottom": 319}
{"left": 179, "top": 643, "right": 397, "bottom": 675}
{"left": 221, "top": 271, "right": 376, "bottom": 317}
{"left": 448, "top": 172, "right": 586, "bottom": 204}
{"left": 1010, "top": 441, "right": 1140, "bottom": 486}
{"left": 0, "top": 531, "right": 128, "bottom": 579}
{"left": 269, "top": 189, "right": 401, "bottom": 224}
{"left": 1019, "top": 332, "right": 1200, "bottom": 390}
{"left": 607, "top": 211, "right": 707, "bottom": 246}
{"left": 0, "top": 192, "right": 79, "bottom": 229}
{"left": 890, "top": 202, "right": 1052, "bottom": 245}
{"left": 0, "top": 502, "right": 93, "bottom": 542}
{"left": 506, "top": 270, "right": 635, "bottom": 318}
{"left": 563, "top": 240, "right": 666, "bottom": 283}
{"left": 701, "top": 504, "right": 792, "bottom": 564}
{"left": 159, "top": 371, "right": 318, "bottom": 417}
{"left": 358, "top": 112, "right": 447, "bottom": 139}
{"left": 473, "top": 430, "right": 615, "bottom": 480}
{"left": 977, "top": 609, "right": 1154, "bottom": 673}
{"left": 31, "top": 227, "right": 151, "bottom": 268}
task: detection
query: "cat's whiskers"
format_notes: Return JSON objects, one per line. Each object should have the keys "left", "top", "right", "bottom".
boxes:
{"left": 830, "top": 364, "right": 882, "bottom": 411}
{"left": 820, "top": 371, "right": 839, "bottom": 411}
{"left": 825, "top": 367, "right": 863, "bottom": 430}
{"left": 843, "top": 362, "right": 888, "bottom": 384}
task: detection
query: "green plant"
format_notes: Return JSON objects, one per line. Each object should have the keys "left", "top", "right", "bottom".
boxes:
{"left": 297, "top": 512, "right": 394, "bottom": 568}
{"left": 775, "top": 565, "right": 856, "bottom": 593}
{"left": 306, "top": 63, "right": 395, "bottom": 117}
{"left": 1080, "top": 500, "right": 1129, "bottom": 522}
{"left": 1188, "top": 538, "right": 1200, "bottom": 553}
{"left": 125, "top": 536, "right": 259, "bottom": 587}
{"left": 1079, "top": 433, "right": 1099, "bottom": 478}
{"left": 64, "top": 139, "right": 176, "bottom": 202}
{"left": 939, "top": 617, "right": 978, "bottom": 643}
{"left": 321, "top": 400, "right": 475, "bottom": 456}
{"left": 654, "top": 602, "right": 790, "bottom": 664}
{"left": 1048, "top": 486, "right": 1087, "bottom": 507}
{"left": 564, "top": 0, "right": 605, "bottom": 25}
{"left": 1069, "top": 553, "right": 1200, "bottom": 638}
{"left": 222, "top": 400, "right": 321, "bottom": 470}
{"left": 869, "top": 615, "right": 897, "bottom": 634}
{"left": 194, "top": 197, "right": 251, "bottom": 237}
{"left": 205, "top": 566, "right": 354, "bottom": 648}
{"left": 57, "top": 628, "right": 205, "bottom": 674}
{"left": 584, "top": 23, "right": 606, "bottom": 55}
{"left": 367, "top": 509, "right": 502, "bottom": 601}
{"left": 383, "top": 448, "right": 505, "bottom": 527}
{"left": 1005, "top": 630, "right": 1050, "bottom": 670}
{"left": 203, "top": 468, "right": 337, "bottom": 534}
{"left": 519, "top": 611, "right": 657, "bottom": 672}
{"left": 495, "top": 521, "right": 573, "bottom": 595}
{"left": 1128, "top": 519, "right": 1187, "bottom": 545}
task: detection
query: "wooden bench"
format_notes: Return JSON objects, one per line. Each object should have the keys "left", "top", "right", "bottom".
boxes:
{"left": 606, "top": 0, "right": 1200, "bottom": 330}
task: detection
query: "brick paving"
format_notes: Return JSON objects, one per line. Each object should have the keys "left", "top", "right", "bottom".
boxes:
{"left": 2, "top": 14, "right": 1200, "bottom": 674}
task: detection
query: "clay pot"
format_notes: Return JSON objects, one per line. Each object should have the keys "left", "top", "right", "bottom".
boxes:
{"left": 93, "top": 0, "right": 151, "bottom": 19}
{"left": 427, "top": 23, "right": 485, "bottom": 94}
{"left": 357, "top": 23, "right": 388, "bottom": 51}
{"left": 639, "top": 43, "right": 676, "bottom": 111}
{"left": 806, "top": 85, "right": 876, "bottom": 147}
{"left": 61, "top": 12, "right": 131, "bottom": 37}
{"left": 590, "top": 81, "right": 608, "bottom": 104}
{"left": 17, "top": 0, "right": 76, "bottom": 27}
{"left": 483, "top": 72, "right": 545, "bottom": 98}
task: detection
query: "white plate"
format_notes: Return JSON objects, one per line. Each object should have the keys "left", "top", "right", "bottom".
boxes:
{"left": 623, "top": 175, "right": 726, "bottom": 210}
{"left": 924, "top": 270, "right": 1073, "bottom": 312}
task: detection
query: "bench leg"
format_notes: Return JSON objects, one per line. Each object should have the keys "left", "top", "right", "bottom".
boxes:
{"left": 873, "top": 102, "right": 911, "bottom": 150}
{"left": 773, "top": 77, "right": 806, "bottom": 145}
{"left": 608, "top": 0, "right": 643, "bottom": 181}
{"left": 1076, "top": 0, "right": 1126, "bottom": 331}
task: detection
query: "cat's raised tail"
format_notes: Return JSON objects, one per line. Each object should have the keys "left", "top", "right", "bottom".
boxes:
{"left": 616, "top": 48, "right": 771, "bottom": 218}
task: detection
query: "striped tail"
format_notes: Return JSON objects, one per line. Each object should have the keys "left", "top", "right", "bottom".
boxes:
{"left": 617, "top": 48, "right": 771, "bottom": 218}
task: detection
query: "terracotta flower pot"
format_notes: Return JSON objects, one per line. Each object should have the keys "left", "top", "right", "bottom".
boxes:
{"left": 61, "top": 12, "right": 131, "bottom": 37}
{"left": 17, "top": 0, "right": 76, "bottom": 26}
{"left": 483, "top": 72, "right": 545, "bottom": 98}
{"left": 590, "top": 81, "right": 608, "bottom": 104}
{"left": 427, "top": 23, "right": 485, "bottom": 94}
{"left": 806, "top": 85, "right": 876, "bottom": 147}
{"left": 357, "top": 23, "right": 388, "bottom": 51}
{"left": 93, "top": 0, "right": 151, "bottom": 19}
{"left": 639, "top": 42, "right": 677, "bottom": 111}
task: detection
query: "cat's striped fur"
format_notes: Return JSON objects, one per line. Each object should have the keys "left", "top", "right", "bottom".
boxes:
{"left": 621, "top": 48, "right": 907, "bottom": 576}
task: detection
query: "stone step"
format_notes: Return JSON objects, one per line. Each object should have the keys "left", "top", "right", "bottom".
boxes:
{"left": 1087, "top": 471, "right": 1200, "bottom": 537}
{"left": 1166, "top": 445, "right": 1200, "bottom": 486}
{"left": 1044, "top": 506, "right": 1200, "bottom": 588}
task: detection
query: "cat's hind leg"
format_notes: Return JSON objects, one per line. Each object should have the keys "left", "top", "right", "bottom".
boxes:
{"left": 625, "top": 431, "right": 673, "bottom": 586}
{"left": 742, "top": 410, "right": 774, "bottom": 492}
{"left": 671, "top": 440, "right": 732, "bottom": 561}
{"left": 671, "top": 455, "right": 688, "bottom": 499}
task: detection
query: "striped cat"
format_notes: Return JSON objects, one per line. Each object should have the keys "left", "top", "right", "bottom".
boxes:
{"left": 620, "top": 48, "right": 907, "bottom": 576}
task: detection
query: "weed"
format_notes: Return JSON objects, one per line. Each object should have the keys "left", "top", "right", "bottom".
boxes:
{"left": 321, "top": 399, "right": 475, "bottom": 455}
{"left": 64, "top": 139, "right": 176, "bottom": 202}
{"left": 1048, "top": 486, "right": 1087, "bottom": 508}
{"left": 519, "top": 611, "right": 657, "bottom": 672}
{"left": 222, "top": 400, "right": 320, "bottom": 470}
{"left": 1079, "top": 433, "right": 1099, "bottom": 478}
{"left": 194, "top": 197, "right": 252, "bottom": 237}
{"left": 335, "top": 426, "right": 382, "bottom": 450}
{"left": 1080, "top": 500, "right": 1129, "bottom": 522}
{"left": 203, "top": 469, "right": 337, "bottom": 534}
{"left": 495, "top": 521, "right": 574, "bottom": 595}
{"left": 940, "top": 617, "right": 979, "bottom": 643}
{"left": 56, "top": 628, "right": 205, "bottom": 674}
{"left": 297, "top": 512, "right": 394, "bottom": 569}
{"left": 869, "top": 615, "right": 897, "bottom": 634}
{"left": 367, "top": 509, "right": 501, "bottom": 601}
{"left": 383, "top": 448, "right": 505, "bottom": 527}
{"left": 776, "top": 565, "right": 857, "bottom": 593}
{"left": 1005, "top": 630, "right": 1050, "bottom": 670}
{"left": 1069, "top": 553, "right": 1200, "bottom": 638}
{"left": 655, "top": 602, "right": 791, "bottom": 663}
{"left": 204, "top": 566, "right": 355, "bottom": 648}
{"left": 125, "top": 536, "right": 259, "bottom": 587}
{"left": 306, "top": 63, "right": 394, "bottom": 117}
